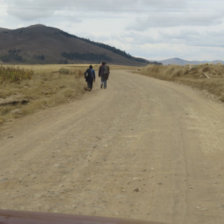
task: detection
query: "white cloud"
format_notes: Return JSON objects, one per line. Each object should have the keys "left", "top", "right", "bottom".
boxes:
{"left": 129, "top": 12, "right": 223, "bottom": 30}
{"left": 0, "top": 0, "right": 7, "bottom": 16}
{"left": 131, "top": 43, "right": 224, "bottom": 61}
{"left": 1, "top": 0, "right": 224, "bottom": 60}
{"left": 4, "top": 0, "right": 187, "bottom": 21}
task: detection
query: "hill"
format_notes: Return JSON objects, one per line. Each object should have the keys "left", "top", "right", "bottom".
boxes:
{"left": 0, "top": 28, "right": 9, "bottom": 32}
{"left": 160, "top": 57, "right": 224, "bottom": 65}
{"left": 0, "top": 24, "right": 153, "bottom": 65}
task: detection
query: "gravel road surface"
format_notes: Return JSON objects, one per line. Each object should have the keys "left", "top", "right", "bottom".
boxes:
{"left": 0, "top": 70, "right": 224, "bottom": 224}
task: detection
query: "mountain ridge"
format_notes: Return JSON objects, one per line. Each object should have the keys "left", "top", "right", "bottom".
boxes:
{"left": 0, "top": 24, "right": 155, "bottom": 65}
{"left": 160, "top": 57, "right": 224, "bottom": 65}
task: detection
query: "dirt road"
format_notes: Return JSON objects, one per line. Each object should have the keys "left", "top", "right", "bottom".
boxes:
{"left": 0, "top": 70, "right": 224, "bottom": 224}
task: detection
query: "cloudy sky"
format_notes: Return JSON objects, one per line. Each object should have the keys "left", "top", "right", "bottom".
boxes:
{"left": 0, "top": 0, "right": 224, "bottom": 61}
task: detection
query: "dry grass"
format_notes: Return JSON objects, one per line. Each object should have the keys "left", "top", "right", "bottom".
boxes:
{"left": 139, "top": 63, "right": 224, "bottom": 102}
{"left": 0, "top": 66, "right": 33, "bottom": 82}
{"left": 2, "top": 62, "right": 222, "bottom": 125}
{"left": 0, "top": 64, "right": 91, "bottom": 125}
{"left": 110, "top": 65, "right": 140, "bottom": 70}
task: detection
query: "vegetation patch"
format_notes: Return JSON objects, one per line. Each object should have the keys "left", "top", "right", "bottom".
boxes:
{"left": 62, "top": 52, "right": 111, "bottom": 63}
{"left": 0, "top": 49, "right": 24, "bottom": 63}
{"left": 0, "top": 64, "right": 86, "bottom": 125}
{"left": 139, "top": 63, "right": 224, "bottom": 102}
{"left": 0, "top": 66, "right": 33, "bottom": 83}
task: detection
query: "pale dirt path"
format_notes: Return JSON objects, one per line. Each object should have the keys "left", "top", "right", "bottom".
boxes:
{"left": 0, "top": 70, "right": 224, "bottom": 224}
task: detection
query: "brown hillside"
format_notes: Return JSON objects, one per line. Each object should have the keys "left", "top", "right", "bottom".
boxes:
{"left": 0, "top": 24, "right": 150, "bottom": 65}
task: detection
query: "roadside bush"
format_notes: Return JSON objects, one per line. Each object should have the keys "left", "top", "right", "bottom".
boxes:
{"left": 58, "top": 68, "right": 70, "bottom": 74}
{"left": 0, "top": 66, "right": 33, "bottom": 83}
{"left": 140, "top": 64, "right": 224, "bottom": 102}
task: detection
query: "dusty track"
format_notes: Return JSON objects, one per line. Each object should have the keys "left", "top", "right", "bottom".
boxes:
{"left": 0, "top": 70, "right": 224, "bottom": 224}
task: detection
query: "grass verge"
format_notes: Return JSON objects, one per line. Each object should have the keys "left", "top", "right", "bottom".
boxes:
{"left": 0, "top": 64, "right": 90, "bottom": 125}
{"left": 139, "top": 63, "right": 224, "bottom": 102}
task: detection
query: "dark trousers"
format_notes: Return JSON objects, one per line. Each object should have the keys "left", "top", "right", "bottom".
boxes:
{"left": 87, "top": 80, "right": 93, "bottom": 90}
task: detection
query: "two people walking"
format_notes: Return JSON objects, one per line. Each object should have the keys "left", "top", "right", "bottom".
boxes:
{"left": 84, "top": 62, "right": 110, "bottom": 91}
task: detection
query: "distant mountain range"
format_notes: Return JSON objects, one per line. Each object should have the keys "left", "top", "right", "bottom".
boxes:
{"left": 0, "top": 25, "right": 221, "bottom": 66}
{"left": 0, "top": 24, "right": 156, "bottom": 66}
{"left": 160, "top": 57, "right": 224, "bottom": 65}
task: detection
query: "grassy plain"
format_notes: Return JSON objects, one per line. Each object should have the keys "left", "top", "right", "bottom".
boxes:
{"left": 140, "top": 63, "right": 224, "bottom": 102}
{"left": 1, "top": 63, "right": 223, "bottom": 125}
{"left": 0, "top": 64, "right": 92, "bottom": 124}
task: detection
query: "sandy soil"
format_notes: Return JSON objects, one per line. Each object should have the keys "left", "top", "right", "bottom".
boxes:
{"left": 0, "top": 70, "right": 224, "bottom": 224}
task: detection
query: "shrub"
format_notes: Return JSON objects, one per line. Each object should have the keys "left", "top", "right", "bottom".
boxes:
{"left": 58, "top": 68, "right": 70, "bottom": 74}
{"left": 0, "top": 66, "right": 33, "bottom": 83}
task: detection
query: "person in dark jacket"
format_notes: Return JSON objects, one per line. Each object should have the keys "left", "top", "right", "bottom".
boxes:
{"left": 98, "top": 62, "right": 110, "bottom": 89}
{"left": 84, "top": 65, "right": 95, "bottom": 91}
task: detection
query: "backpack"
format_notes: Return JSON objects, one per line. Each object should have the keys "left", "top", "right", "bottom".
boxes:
{"left": 85, "top": 68, "right": 95, "bottom": 81}
{"left": 103, "top": 65, "right": 109, "bottom": 75}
